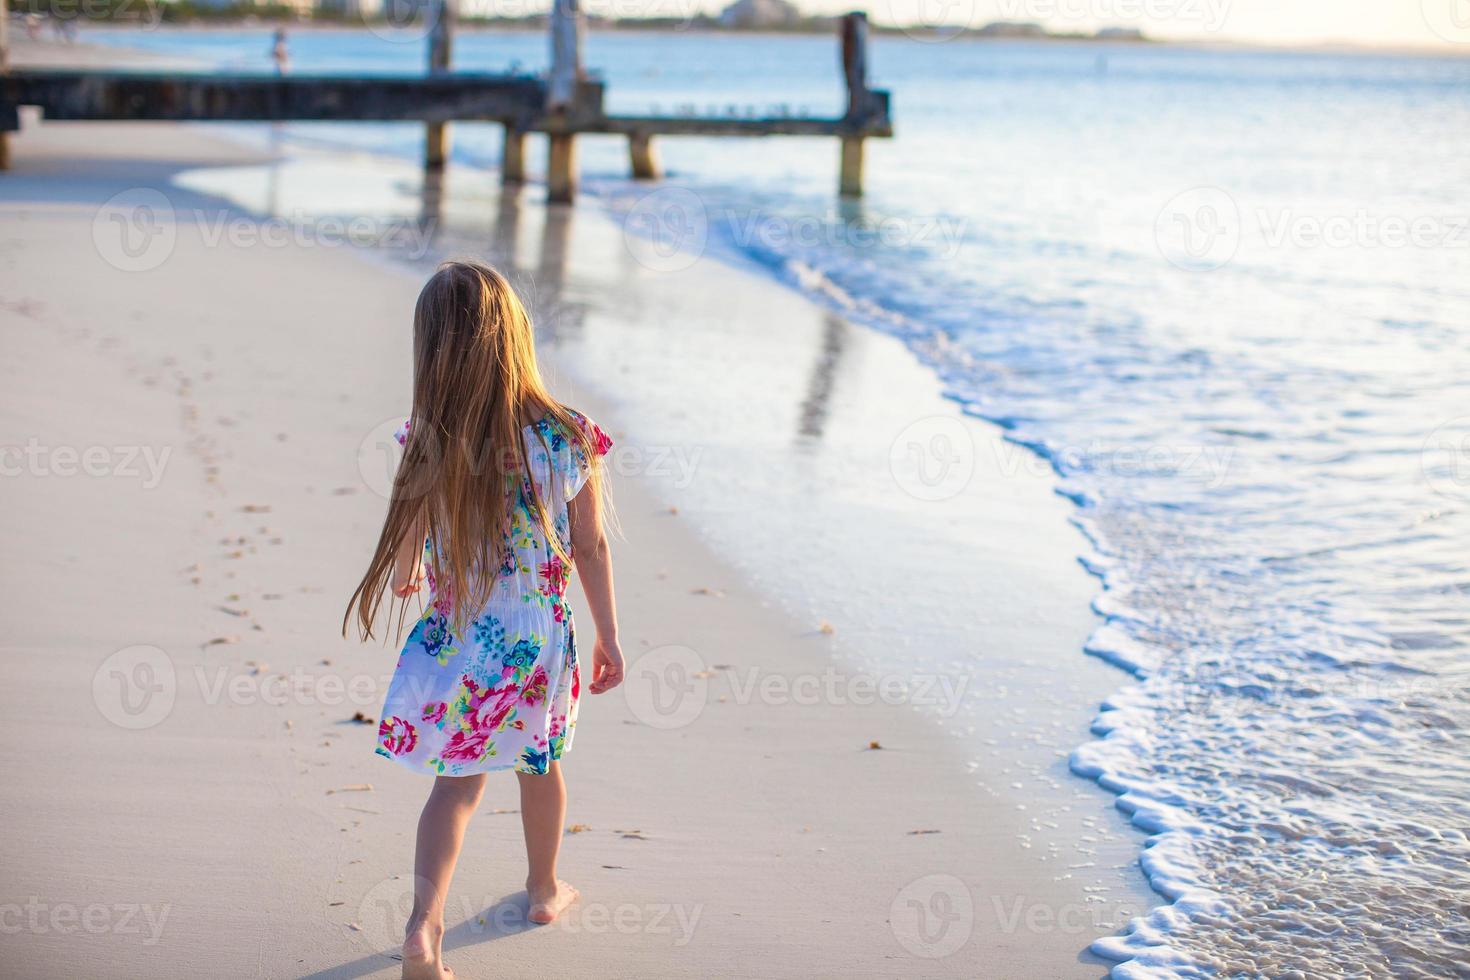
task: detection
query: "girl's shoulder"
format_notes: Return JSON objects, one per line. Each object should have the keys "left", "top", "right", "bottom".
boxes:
{"left": 531, "top": 407, "right": 613, "bottom": 459}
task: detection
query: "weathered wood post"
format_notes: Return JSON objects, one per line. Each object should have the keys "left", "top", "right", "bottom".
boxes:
{"left": 839, "top": 11, "right": 869, "bottom": 197}
{"left": 546, "top": 0, "right": 583, "bottom": 203}
{"left": 0, "top": 6, "right": 11, "bottom": 171}
{"left": 501, "top": 124, "right": 526, "bottom": 183}
{"left": 424, "top": 0, "right": 454, "bottom": 170}
{"left": 628, "top": 130, "right": 660, "bottom": 180}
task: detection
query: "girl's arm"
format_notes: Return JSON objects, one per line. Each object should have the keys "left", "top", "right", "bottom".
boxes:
{"left": 391, "top": 513, "right": 426, "bottom": 598}
{"left": 570, "top": 487, "right": 624, "bottom": 693}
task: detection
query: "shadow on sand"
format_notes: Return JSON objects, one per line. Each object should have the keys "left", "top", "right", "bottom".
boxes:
{"left": 300, "top": 889, "right": 549, "bottom": 980}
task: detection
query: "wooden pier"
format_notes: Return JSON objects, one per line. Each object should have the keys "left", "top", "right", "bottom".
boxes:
{"left": 0, "top": 7, "right": 892, "bottom": 202}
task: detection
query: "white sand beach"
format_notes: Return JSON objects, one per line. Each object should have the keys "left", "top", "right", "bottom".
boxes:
{"left": 0, "top": 39, "right": 1155, "bottom": 978}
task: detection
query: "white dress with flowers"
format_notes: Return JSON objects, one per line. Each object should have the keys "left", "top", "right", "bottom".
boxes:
{"left": 375, "top": 411, "right": 612, "bottom": 777}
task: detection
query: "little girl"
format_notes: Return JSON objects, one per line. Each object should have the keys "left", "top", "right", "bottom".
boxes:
{"left": 345, "top": 260, "right": 623, "bottom": 980}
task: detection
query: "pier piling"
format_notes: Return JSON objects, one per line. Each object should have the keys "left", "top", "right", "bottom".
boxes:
{"left": 839, "top": 12, "right": 871, "bottom": 197}
{"left": 628, "top": 132, "right": 661, "bottom": 180}
{"left": 546, "top": 131, "right": 577, "bottom": 204}
{"left": 839, "top": 136, "right": 864, "bottom": 197}
{"left": 545, "top": 0, "right": 583, "bottom": 203}
{"left": 501, "top": 125, "right": 527, "bottom": 183}
{"left": 424, "top": 0, "right": 455, "bottom": 170}
{"left": 0, "top": 9, "right": 10, "bottom": 171}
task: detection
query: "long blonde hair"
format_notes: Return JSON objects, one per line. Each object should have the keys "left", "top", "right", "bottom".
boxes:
{"left": 344, "top": 260, "right": 602, "bottom": 640}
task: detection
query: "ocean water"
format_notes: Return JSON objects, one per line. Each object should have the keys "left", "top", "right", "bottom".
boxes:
{"left": 87, "top": 27, "right": 1470, "bottom": 977}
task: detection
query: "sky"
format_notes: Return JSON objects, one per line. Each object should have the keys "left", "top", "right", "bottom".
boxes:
{"left": 708, "top": 0, "right": 1470, "bottom": 49}
{"left": 853, "top": 0, "right": 1470, "bottom": 48}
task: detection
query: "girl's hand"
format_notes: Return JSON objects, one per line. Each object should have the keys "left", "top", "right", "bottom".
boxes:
{"left": 588, "top": 637, "right": 624, "bottom": 694}
{"left": 392, "top": 562, "right": 425, "bottom": 598}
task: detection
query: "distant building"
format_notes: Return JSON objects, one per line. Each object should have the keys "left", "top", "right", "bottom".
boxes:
{"left": 185, "top": 0, "right": 315, "bottom": 11}
{"left": 318, "top": 0, "right": 384, "bottom": 18}
{"left": 975, "top": 21, "right": 1047, "bottom": 37}
{"left": 1096, "top": 26, "right": 1146, "bottom": 40}
{"left": 718, "top": 0, "right": 800, "bottom": 29}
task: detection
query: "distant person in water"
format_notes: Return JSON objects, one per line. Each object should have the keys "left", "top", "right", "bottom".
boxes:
{"left": 49, "top": 14, "right": 77, "bottom": 43}
{"left": 344, "top": 261, "right": 622, "bottom": 980}
{"left": 271, "top": 28, "right": 290, "bottom": 75}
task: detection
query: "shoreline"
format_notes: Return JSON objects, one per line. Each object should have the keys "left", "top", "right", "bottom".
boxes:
{"left": 44, "top": 23, "right": 1470, "bottom": 59}
{"left": 1, "top": 41, "right": 1156, "bottom": 978}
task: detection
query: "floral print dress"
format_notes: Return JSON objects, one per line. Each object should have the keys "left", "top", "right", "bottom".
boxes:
{"left": 375, "top": 411, "right": 612, "bottom": 777}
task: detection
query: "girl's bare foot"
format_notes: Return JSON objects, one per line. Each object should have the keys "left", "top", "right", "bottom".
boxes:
{"left": 526, "top": 878, "right": 579, "bottom": 924}
{"left": 402, "top": 920, "right": 452, "bottom": 980}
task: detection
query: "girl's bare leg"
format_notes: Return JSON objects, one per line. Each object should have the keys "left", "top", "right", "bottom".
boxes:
{"left": 403, "top": 773, "right": 487, "bottom": 980}
{"left": 517, "top": 761, "right": 578, "bottom": 924}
